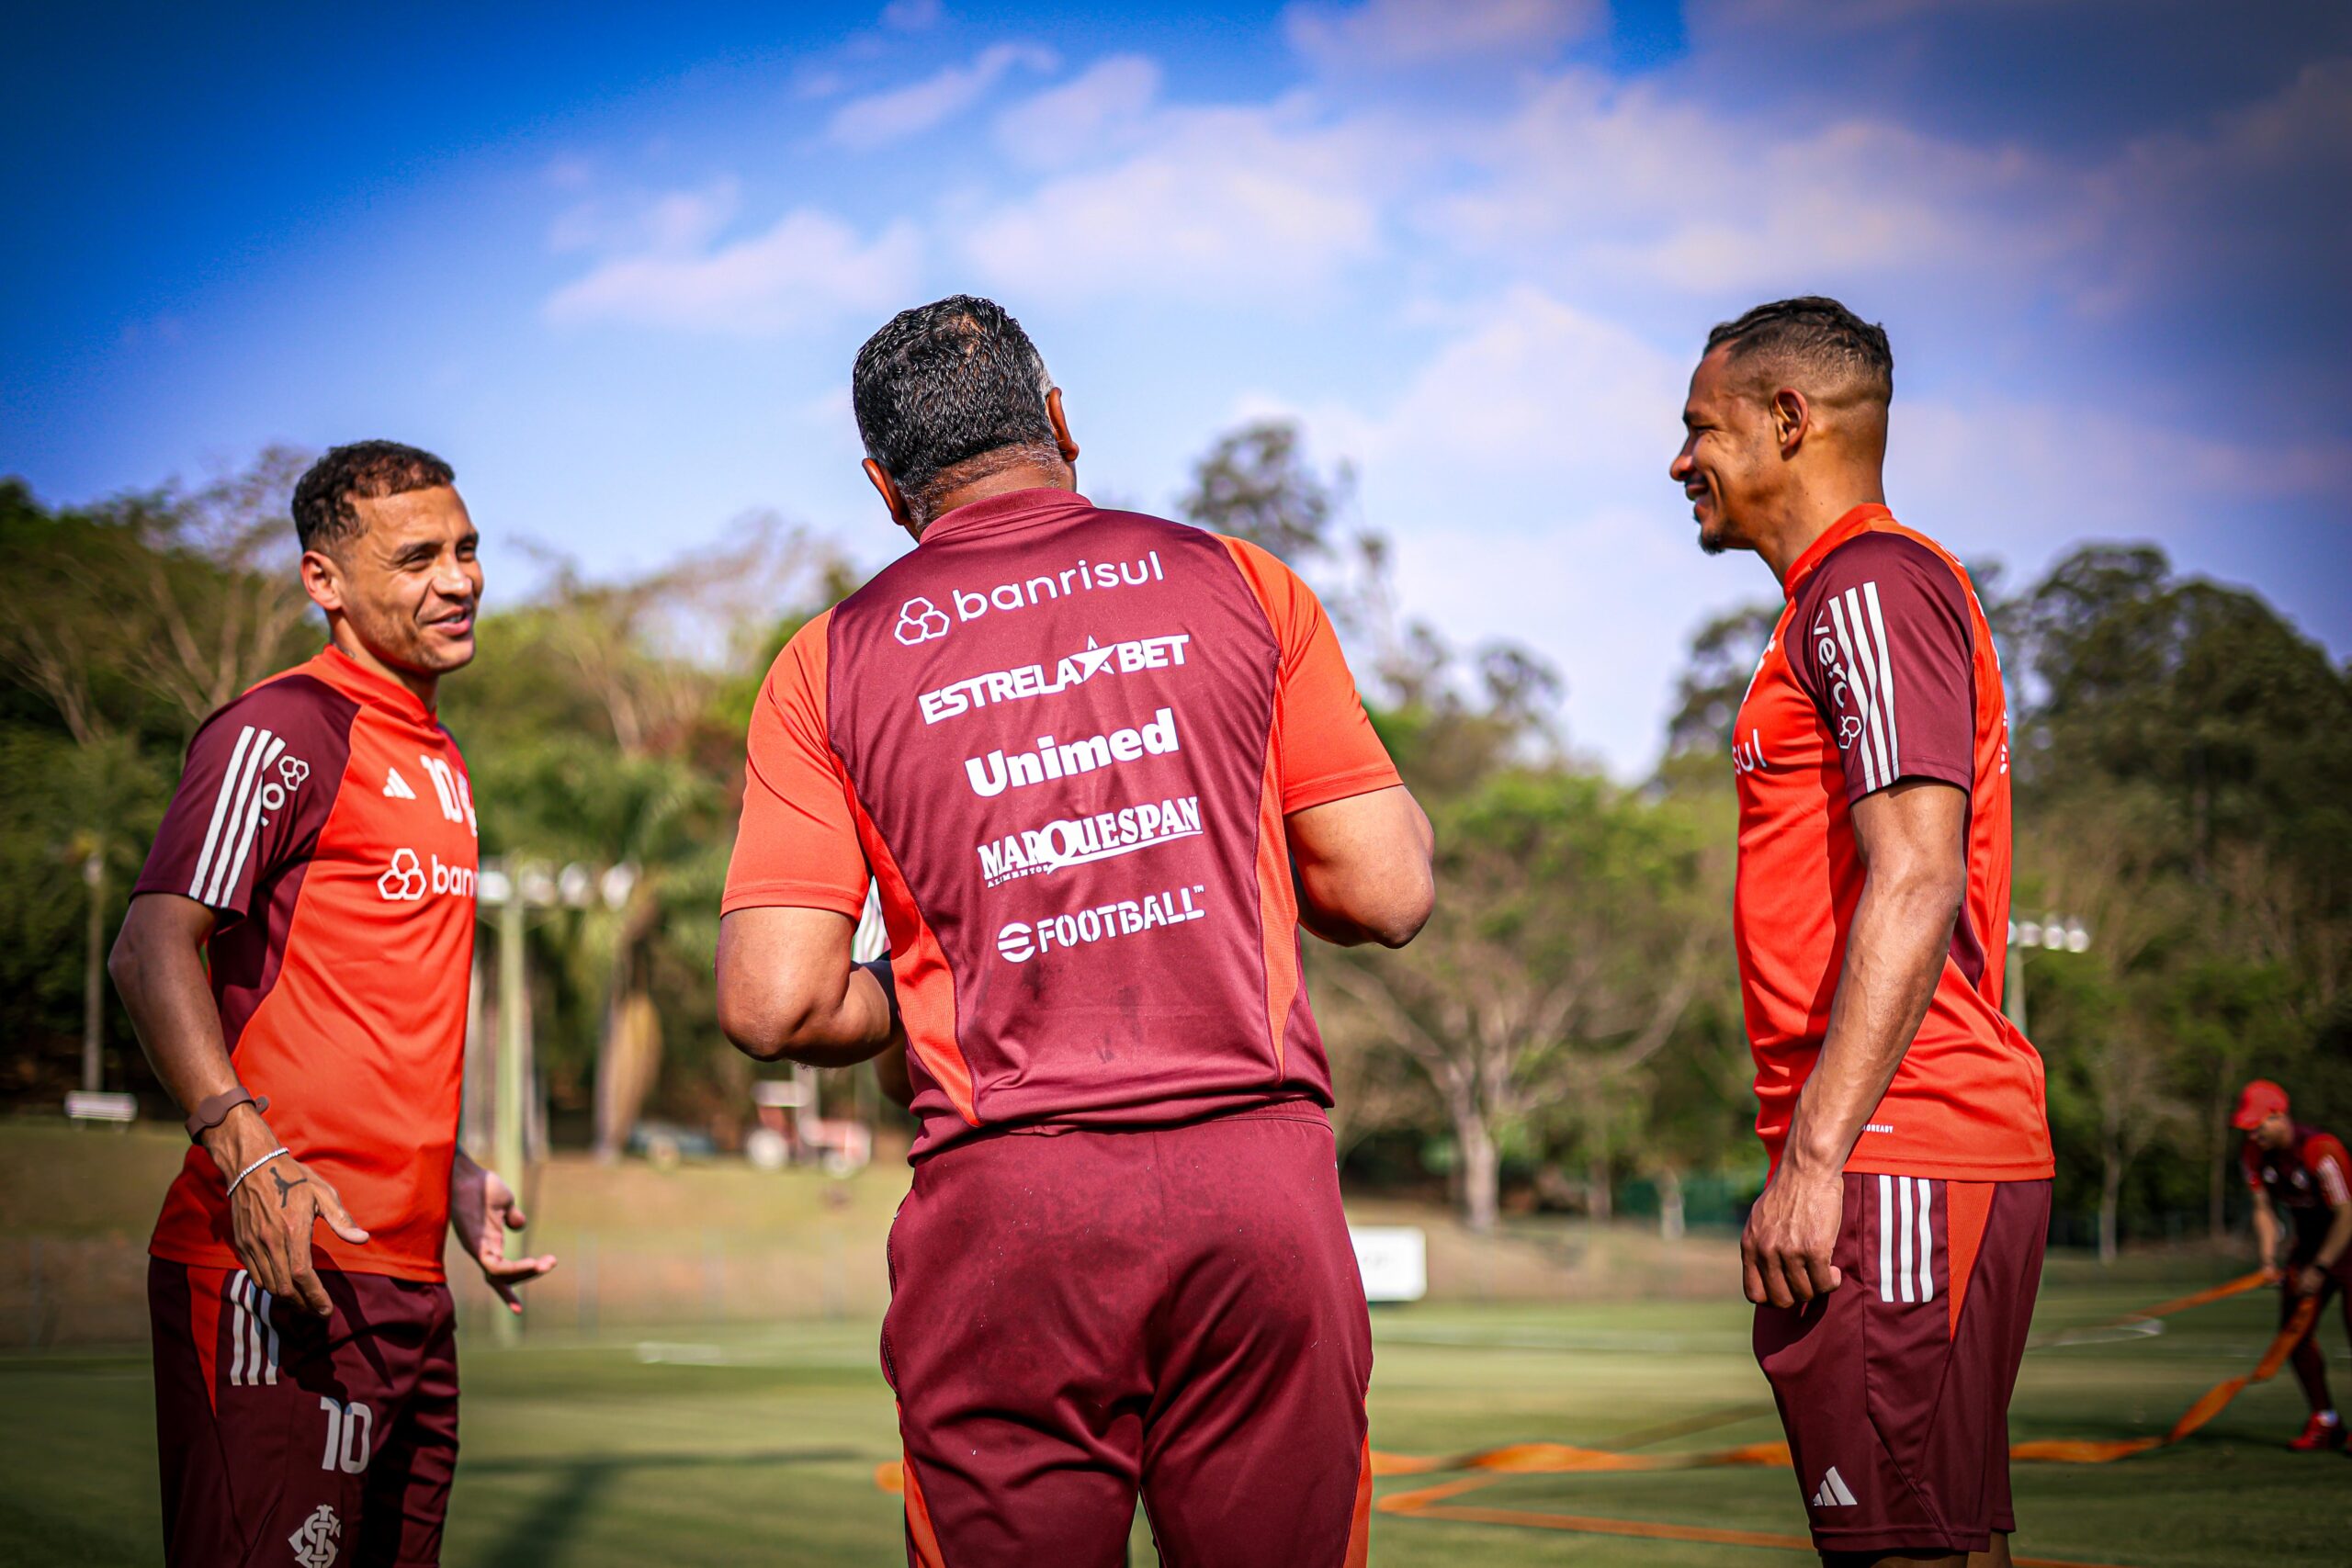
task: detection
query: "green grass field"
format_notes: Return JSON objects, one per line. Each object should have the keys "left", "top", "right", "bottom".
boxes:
{"left": 0, "top": 1274, "right": 2339, "bottom": 1567}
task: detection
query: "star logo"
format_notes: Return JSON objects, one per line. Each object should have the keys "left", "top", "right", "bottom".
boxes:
{"left": 377, "top": 848, "right": 427, "bottom": 902}
{"left": 895, "top": 597, "right": 951, "bottom": 646}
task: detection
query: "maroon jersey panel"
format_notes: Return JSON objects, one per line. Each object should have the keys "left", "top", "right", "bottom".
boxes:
{"left": 827, "top": 491, "right": 1294, "bottom": 1145}
{"left": 2245, "top": 1125, "right": 2352, "bottom": 1259}
{"left": 134, "top": 672, "right": 360, "bottom": 1048}
{"left": 1784, "top": 531, "right": 1986, "bottom": 986}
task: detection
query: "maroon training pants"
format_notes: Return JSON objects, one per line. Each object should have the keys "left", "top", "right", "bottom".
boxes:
{"left": 881, "top": 1102, "right": 1374, "bottom": 1568}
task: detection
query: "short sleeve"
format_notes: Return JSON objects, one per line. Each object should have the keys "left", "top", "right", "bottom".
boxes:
{"left": 721, "top": 613, "right": 871, "bottom": 919}
{"left": 133, "top": 675, "right": 352, "bottom": 922}
{"left": 2243, "top": 1143, "right": 2265, "bottom": 1192}
{"left": 2312, "top": 1137, "right": 2352, "bottom": 1207}
{"left": 1789, "top": 533, "right": 1976, "bottom": 805}
{"left": 1219, "top": 536, "right": 1401, "bottom": 815}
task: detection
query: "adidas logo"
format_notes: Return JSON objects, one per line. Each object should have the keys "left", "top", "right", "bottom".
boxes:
{"left": 1810, "top": 1467, "right": 1858, "bottom": 1508}
{"left": 383, "top": 768, "right": 417, "bottom": 800}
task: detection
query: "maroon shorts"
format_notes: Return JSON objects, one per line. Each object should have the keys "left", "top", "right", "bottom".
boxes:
{"left": 1754, "top": 1174, "right": 2050, "bottom": 1557}
{"left": 882, "top": 1104, "right": 1374, "bottom": 1568}
{"left": 149, "top": 1259, "right": 460, "bottom": 1567}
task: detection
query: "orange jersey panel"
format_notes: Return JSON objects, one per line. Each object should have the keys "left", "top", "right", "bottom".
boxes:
{"left": 1731, "top": 507, "right": 2052, "bottom": 1181}
{"left": 140, "top": 648, "right": 479, "bottom": 1280}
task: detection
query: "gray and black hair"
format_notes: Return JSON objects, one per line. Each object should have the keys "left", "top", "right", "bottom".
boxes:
{"left": 291, "top": 440, "right": 456, "bottom": 555}
{"left": 851, "top": 296, "right": 1057, "bottom": 518}
{"left": 1705, "top": 297, "right": 1893, "bottom": 407}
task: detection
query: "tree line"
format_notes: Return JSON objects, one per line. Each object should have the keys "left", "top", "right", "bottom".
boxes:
{"left": 4, "top": 432, "right": 2346, "bottom": 1255}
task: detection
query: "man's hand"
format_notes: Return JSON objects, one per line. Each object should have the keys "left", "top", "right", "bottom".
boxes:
{"left": 452, "top": 1152, "right": 556, "bottom": 1314}
{"left": 206, "top": 1106, "right": 369, "bottom": 1319}
{"left": 2294, "top": 1264, "right": 2326, "bottom": 1298}
{"left": 1743, "top": 1165, "right": 1846, "bottom": 1309}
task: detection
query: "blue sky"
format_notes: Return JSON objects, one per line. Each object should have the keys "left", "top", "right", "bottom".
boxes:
{"left": 6, "top": 0, "right": 2346, "bottom": 773}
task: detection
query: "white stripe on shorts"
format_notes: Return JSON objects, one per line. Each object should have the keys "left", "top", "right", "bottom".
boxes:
{"left": 1917, "top": 1179, "right": 1936, "bottom": 1304}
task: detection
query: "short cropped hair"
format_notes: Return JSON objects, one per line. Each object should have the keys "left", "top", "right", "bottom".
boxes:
{"left": 1705, "top": 297, "right": 1893, "bottom": 407}
{"left": 291, "top": 441, "right": 456, "bottom": 555}
{"left": 852, "top": 296, "right": 1057, "bottom": 513}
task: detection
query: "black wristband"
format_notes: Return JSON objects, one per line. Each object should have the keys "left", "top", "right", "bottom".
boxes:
{"left": 185, "top": 1087, "right": 268, "bottom": 1143}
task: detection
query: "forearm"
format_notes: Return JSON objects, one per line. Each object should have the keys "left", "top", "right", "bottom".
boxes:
{"left": 2253, "top": 1203, "right": 2280, "bottom": 1264}
{"left": 1781, "top": 867, "right": 1959, "bottom": 1177}
{"left": 2319, "top": 1205, "right": 2352, "bottom": 1271}
{"left": 110, "top": 917, "right": 278, "bottom": 1184}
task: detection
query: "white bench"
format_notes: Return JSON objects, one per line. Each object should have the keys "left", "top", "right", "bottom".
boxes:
{"left": 64, "top": 1090, "right": 138, "bottom": 1125}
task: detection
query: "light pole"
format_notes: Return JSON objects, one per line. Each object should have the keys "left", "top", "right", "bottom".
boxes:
{"left": 473, "top": 858, "right": 617, "bottom": 1343}
{"left": 2005, "top": 912, "right": 2090, "bottom": 1035}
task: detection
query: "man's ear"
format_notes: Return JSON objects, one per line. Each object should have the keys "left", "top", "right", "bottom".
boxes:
{"left": 300, "top": 548, "right": 345, "bottom": 616}
{"left": 1046, "top": 387, "right": 1080, "bottom": 466}
{"left": 863, "top": 458, "right": 918, "bottom": 537}
{"left": 1770, "top": 388, "right": 1811, "bottom": 457}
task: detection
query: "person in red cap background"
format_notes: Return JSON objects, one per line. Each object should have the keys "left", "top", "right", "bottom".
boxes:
{"left": 2238, "top": 1077, "right": 2352, "bottom": 1452}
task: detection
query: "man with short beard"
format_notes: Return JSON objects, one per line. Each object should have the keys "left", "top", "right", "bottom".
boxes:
{"left": 112, "top": 442, "right": 553, "bottom": 1566}
{"left": 1672, "top": 299, "right": 2052, "bottom": 1567}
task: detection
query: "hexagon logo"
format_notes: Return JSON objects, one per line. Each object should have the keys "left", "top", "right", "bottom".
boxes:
{"left": 895, "top": 597, "right": 951, "bottom": 646}
{"left": 377, "top": 848, "right": 427, "bottom": 902}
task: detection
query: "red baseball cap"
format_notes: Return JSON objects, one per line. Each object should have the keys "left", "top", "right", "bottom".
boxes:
{"left": 2233, "top": 1079, "right": 2290, "bottom": 1130}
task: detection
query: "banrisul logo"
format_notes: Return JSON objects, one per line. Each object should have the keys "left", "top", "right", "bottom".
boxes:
{"left": 996, "top": 884, "right": 1208, "bottom": 963}
{"left": 921, "top": 633, "right": 1191, "bottom": 724}
{"left": 916, "top": 549, "right": 1167, "bottom": 642}
{"left": 965, "top": 708, "right": 1180, "bottom": 798}
{"left": 979, "top": 795, "right": 1204, "bottom": 887}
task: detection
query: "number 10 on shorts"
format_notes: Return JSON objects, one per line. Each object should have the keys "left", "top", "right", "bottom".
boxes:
{"left": 318, "top": 1397, "right": 374, "bottom": 1473}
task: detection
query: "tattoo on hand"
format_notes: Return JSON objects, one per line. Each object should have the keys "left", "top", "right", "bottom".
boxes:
{"left": 271, "top": 1167, "right": 311, "bottom": 1206}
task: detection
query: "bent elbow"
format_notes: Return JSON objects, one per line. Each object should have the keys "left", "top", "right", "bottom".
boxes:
{"left": 1370, "top": 872, "right": 1437, "bottom": 949}
{"left": 715, "top": 984, "right": 811, "bottom": 1063}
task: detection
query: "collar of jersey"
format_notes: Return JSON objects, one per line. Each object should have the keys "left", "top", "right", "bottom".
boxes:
{"left": 1781, "top": 502, "right": 1895, "bottom": 601}
{"left": 918, "top": 485, "right": 1092, "bottom": 547}
{"left": 311, "top": 643, "right": 439, "bottom": 728}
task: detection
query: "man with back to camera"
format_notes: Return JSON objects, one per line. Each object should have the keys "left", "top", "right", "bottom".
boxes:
{"left": 1671, "top": 299, "right": 2054, "bottom": 1567}
{"left": 2233, "top": 1077, "right": 2352, "bottom": 1453}
{"left": 109, "top": 442, "right": 555, "bottom": 1566}
{"left": 715, "top": 295, "right": 1435, "bottom": 1567}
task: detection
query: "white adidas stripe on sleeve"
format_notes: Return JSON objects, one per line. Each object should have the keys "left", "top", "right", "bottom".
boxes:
{"left": 187, "top": 725, "right": 261, "bottom": 900}
{"left": 203, "top": 732, "right": 287, "bottom": 908}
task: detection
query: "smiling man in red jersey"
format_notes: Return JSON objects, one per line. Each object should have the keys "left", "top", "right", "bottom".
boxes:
{"left": 2234, "top": 1078, "right": 2352, "bottom": 1454}
{"left": 110, "top": 442, "right": 554, "bottom": 1567}
{"left": 1671, "top": 299, "right": 2053, "bottom": 1568}
{"left": 717, "top": 297, "right": 1435, "bottom": 1568}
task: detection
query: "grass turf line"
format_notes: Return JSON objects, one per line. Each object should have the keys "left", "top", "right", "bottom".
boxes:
{"left": 3, "top": 1283, "right": 2345, "bottom": 1567}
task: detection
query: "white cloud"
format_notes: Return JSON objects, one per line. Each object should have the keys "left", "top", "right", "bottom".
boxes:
{"left": 544, "top": 207, "right": 922, "bottom": 334}
{"left": 993, "top": 55, "right": 1162, "bottom": 168}
{"left": 826, "top": 43, "right": 1059, "bottom": 150}
{"left": 964, "top": 99, "right": 1413, "bottom": 299}
{"left": 1430, "top": 71, "right": 2084, "bottom": 296}
{"left": 1285, "top": 0, "right": 1603, "bottom": 68}
{"left": 548, "top": 177, "right": 741, "bottom": 256}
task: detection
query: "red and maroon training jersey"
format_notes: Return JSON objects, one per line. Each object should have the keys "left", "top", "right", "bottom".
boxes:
{"left": 723, "top": 487, "right": 1401, "bottom": 1157}
{"left": 1731, "top": 504, "right": 2052, "bottom": 1181}
{"left": 135, "top": 646, "right": 479, "bottom": 1281}
{"left": 2245, "top": 1124, "right": 2352, "bottom": 1255}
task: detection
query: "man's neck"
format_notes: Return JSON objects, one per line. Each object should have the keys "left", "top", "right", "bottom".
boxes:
{"left": 912, "top": 460, "right": 1073, "bottom": 541}
{"left": 1758, "top": 472, "right": 1887, "bottom": 584}
{"left": 329, "top": 621, "right": 439, "bottom": 712}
